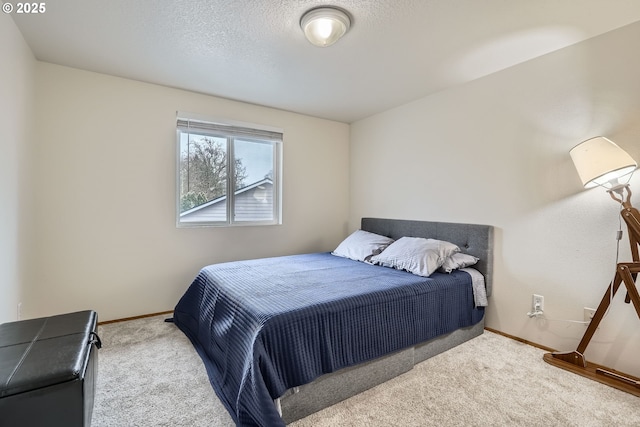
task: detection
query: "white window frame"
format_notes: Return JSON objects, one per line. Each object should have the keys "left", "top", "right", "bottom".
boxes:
{"left": 176, "top": 112, "right": 283, "bottom": 227}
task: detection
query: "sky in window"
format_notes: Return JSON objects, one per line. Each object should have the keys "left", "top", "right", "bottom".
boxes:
{"left": 235, "top": 139, "right": 273, "bottom": 185}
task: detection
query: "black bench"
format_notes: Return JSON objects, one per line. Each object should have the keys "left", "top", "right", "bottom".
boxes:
{"left": 0, "top": 310, "right": 100, "bottom": 427}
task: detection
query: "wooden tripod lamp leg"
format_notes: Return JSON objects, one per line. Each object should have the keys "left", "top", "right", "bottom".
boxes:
{"left": 547, "top": 263, "right": 640, "bottom": 364}
{"left": 543, "top": 263, "right": 640, "bottom": 396}
{"left": 546, "top": 273, "right": 621, "bottom": 367}
{"left": 618, "top": 264, "right": 640, "bottom": 318}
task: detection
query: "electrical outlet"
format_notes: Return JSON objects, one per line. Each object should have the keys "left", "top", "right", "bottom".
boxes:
{"left": 584, "top": 307, "right": 597, "bottom": 323}
{"left": 17, "top": 302, "right": 22, "bottom": 320}
{"left": 532, "top": 294, "right": 544, "bottom": 312}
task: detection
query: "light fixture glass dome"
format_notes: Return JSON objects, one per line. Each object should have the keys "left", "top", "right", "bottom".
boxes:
{"left": 300, "top": 7, "right": 351, "bottom": 47}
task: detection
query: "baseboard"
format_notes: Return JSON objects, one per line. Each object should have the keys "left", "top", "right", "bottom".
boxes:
{"left": 98, "top": 310, "right": 173, "bottom": 325}
{"left": 484, "top": 327, "right": 556, "bottom": 353}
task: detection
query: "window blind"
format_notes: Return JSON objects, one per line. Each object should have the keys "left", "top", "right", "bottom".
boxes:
{"left": 176, "top": 118, "right": 282, "bottom": 142}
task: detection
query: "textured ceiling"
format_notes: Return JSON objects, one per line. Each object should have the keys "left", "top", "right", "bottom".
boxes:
{"left": 11, "top": 0, "right": 640, "bottom": 123}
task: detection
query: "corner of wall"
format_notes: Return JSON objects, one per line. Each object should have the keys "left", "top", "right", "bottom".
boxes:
{"left": 0, "top": 13, "right": 37, "bottom": 323}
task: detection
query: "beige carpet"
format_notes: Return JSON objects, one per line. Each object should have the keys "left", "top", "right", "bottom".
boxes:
{"left": 93, "top": 315, "right": 640, "bottom": 426}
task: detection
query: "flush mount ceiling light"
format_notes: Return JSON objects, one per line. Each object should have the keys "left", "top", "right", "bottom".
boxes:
{"left": 300, "top": 7, "right": 351, "bottom": 47}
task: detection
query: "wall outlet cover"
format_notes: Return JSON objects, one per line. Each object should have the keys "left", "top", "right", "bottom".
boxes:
{"left": 532, "top": 294, "right": 544, "bottom": 312}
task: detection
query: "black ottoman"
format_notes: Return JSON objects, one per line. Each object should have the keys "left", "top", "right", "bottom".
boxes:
{"left": 0, "top": 310, "right": 101, "bottom": 427}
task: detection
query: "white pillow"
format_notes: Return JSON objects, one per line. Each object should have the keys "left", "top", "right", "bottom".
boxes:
{"left": 370, "top": 237, "right": 460, "bottom": 277}
{"left": 332, "top": 230, "right": 395, "bottom": 263}
{"left": 439, "top": 253, "right": 479, "bottom": 273}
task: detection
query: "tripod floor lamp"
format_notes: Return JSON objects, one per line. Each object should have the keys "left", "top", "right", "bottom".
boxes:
{"left": 544, "top": 136, "right": 640, "bottom": 396}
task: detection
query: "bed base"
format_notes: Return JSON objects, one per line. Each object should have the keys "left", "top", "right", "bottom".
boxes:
{"left": 278, "top": 319, "right": 484, "bottom": 424}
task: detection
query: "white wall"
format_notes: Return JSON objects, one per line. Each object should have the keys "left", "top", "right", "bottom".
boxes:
{"left": 350, "top": 22, "right": 640, "bottom": 377}
{"left": 0, "top": 14, "right": 35, "bottom": 323}
{"left": 28, "top": 63, "right": 350, "bottom": 322}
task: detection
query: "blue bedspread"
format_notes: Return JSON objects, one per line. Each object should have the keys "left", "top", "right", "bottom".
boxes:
{"left": 174, "top": 253, "right": 484, "bottom": 426}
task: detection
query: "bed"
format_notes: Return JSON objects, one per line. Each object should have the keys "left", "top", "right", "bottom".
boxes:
{"left": 174, "top": 217, "right": 494, "bottom": 426}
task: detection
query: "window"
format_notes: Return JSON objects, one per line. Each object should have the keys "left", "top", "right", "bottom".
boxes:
{"left": 176, "top": 114, "right": 282, "bottom": 227}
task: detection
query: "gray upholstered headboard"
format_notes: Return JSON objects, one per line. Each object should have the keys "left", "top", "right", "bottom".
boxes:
{"left": 361, "top": 217, "right": 495, "bottom": 297}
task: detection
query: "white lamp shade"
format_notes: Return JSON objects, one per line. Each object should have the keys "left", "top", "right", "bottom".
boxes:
{"left": 569, "top": 136, "right": 637, "bottom": 188}
{"left": 300, "top": 7, "right": 351, "bottom": 47}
